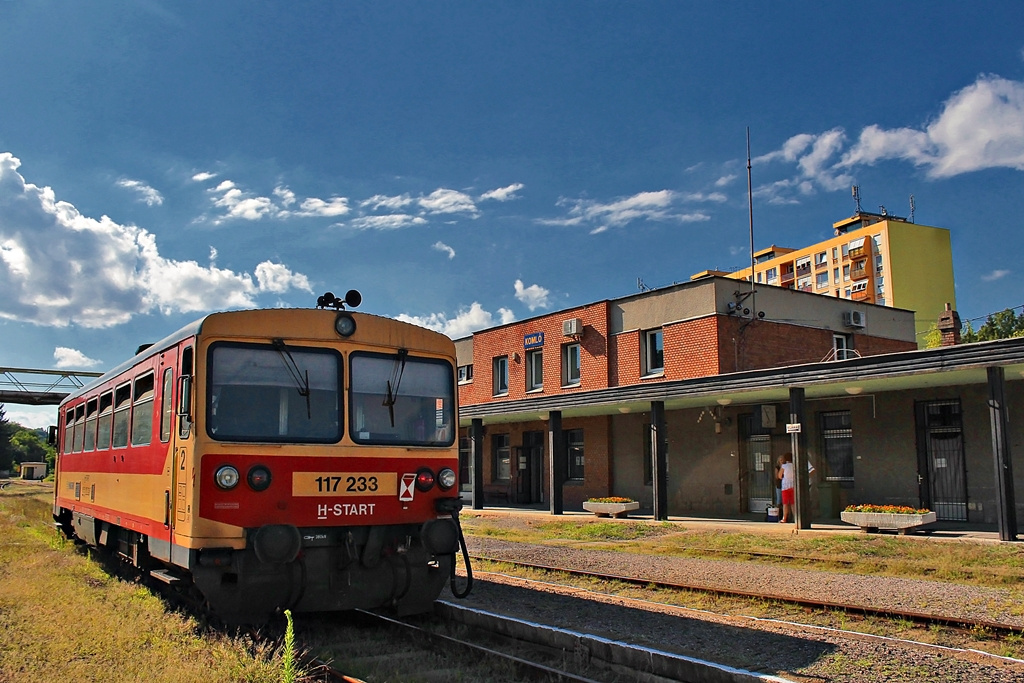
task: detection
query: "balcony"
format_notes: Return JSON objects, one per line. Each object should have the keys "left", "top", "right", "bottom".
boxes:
{"left": 795, "top": 263, "right": 812, "bottom": 277}
{"left": 780, "top": 271, "right": 795, "bottom": 284}
{"left": 850, "top": 265, "right": 868, "bottom": 280}
{"left": 851, "top": 288, "right": 873, "bottom": 302}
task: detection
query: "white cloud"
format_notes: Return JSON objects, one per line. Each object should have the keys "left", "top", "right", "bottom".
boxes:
{"left": 295, "top": 196, "right": 349, "bottom": 217}
{"left": 396, "top": 302, "right": 515, "bottom": 339}
{"left": 682, "top": 191, "right": 727, "bottom": 203}
{"left": 192, "top": 171, "right": 217, "bottom": 182}
{"left": 116, "top": 178, "right": 164, "bottom": 206}
{"left": 53, "top": 346, "right": 101, "bottom": 369}
{"left": 254, "top": 261, "right": 313, "bottom": 294}
{"left": 0, "top": 153, "right": 311, "bottom": 328}
{"left": 210, "top": 184, "right": 277, "bottom": 221}
{"left": 418, "top": 188, "right": 478, "bottom": 215}
{"left": 479, "top": 183, "right": 524, "bottom": 202}
{"left": 513, "top": 279, "right": 550, "bottom": 311}
{"left": 3, "top": 405, "right": 58, "bottom": 430}
{"left": 433, "top": 241, "right": 456, "bottom": 259}
{"left": 982, "top": 269, "right": 1011, "bottom": 282}
{"left": 547, "top": 190, "right": 710, "bottom": 234}
{"left": 348, "top": 214, "right": 428, "bottom": 231}
{"left": 274, "top": 185, "right": 296, "bottom": 206}
{"left": 845, "top": 75, "right": 1024, "bottom": 178}
{"left": 755, "top": 75, "right": 1024, "bottom": 203}
{"left": 360, "top": 193, "right": 415, "bottom": 211}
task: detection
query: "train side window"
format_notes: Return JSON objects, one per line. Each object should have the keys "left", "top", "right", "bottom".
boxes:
{"left": 178, "top": 347, "right": 193, "bottom": 439}
{"left": 72, "top": 404, "right": 86, "bottom": 453}
{"left": 63, "top": 408, "right": 75, "bottom": 454}
{"left": 112, "top": 383, "right": 132, "bottom": 449}
{"left": 159, "top": 368, "right": 173, "bottom": 442}
{"left": 96, "top": 392, "right": 113, "bottom": 451}
{"left": 131, "top": 373, "right": 155, "bottom": 447}
{"left": 83, "top": 399, "right": 98, "bottom": 453}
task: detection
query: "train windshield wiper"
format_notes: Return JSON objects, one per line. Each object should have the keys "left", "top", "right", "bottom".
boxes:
{"left": 382, "top": 349, "right": 408, "bottom": 428}
{"left": 272, "top": 338, "right": 311, "bottom": 419}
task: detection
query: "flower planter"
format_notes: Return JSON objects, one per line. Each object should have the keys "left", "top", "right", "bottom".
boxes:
{"left": 583, "top": 501, "right": 640, "bottom": 518}
{"left": 840, "top": 510, "right": 937, "bottom": 535}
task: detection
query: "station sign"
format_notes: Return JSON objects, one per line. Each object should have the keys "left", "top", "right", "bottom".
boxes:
{"left": 524, "top": 332, "right": 545, "bottom": 349}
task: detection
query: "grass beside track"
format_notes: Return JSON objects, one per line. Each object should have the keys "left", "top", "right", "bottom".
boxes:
{"left": 461, "top": 514, "right": 1024, "bottom": 591}
{"left": 0, "top": 481, "right": 296, "bottom": 683}
{"left": 460, "top": 514, "right": 1024, "bottom": 659}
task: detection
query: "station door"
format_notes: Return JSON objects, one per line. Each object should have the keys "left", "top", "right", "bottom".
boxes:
{"left": 914, "top": 399, "right": 969, "bottom": 522}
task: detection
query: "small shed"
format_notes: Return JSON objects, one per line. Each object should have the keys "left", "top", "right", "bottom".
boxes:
{"left": 20, "top": 463, "right": 47, "bottom": 480}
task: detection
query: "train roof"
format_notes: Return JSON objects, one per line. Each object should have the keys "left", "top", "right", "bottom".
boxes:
{"left": 60, "top": 308, "right": 453, "bottom": 407}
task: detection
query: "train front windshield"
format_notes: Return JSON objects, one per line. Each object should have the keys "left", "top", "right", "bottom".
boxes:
{"left": 207, "top": 342, "right": 343, "bottom": 443}
{"left": 349, "top": 351, "right": 455, "bottom": 447}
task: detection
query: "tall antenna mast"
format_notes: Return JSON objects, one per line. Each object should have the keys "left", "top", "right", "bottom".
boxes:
{"left": 747, "top": 128, "right": 755, "bottom": 300}
{"left": 852, "top": 185, "right": 862, "bottom": 213}
{"left": 909, "top": 194, "right": 916, "bottom": 223}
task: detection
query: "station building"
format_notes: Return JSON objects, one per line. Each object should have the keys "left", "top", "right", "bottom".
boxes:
{"left": 455, "top": 276, "right": 1023, "bottom": 537}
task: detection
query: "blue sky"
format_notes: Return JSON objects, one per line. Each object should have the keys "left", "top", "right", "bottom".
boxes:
{"left": 3, "top": 2, "right": 1024, "bottom": 427}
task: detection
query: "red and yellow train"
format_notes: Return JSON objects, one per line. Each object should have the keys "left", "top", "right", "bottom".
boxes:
{"left": 53, "top": 293, "right": 470, "bottom": 622}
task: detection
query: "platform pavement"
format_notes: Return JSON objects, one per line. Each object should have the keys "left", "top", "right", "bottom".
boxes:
{"left": 462, "top": 504, "right": 1012, "bottom": 543}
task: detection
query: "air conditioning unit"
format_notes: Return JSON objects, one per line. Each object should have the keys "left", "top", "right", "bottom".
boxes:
{"left": 563, "top": 318, "right": 583, "bottom": 337}
{"left": 843, "top": 310, "right": 866, "bottom": 328}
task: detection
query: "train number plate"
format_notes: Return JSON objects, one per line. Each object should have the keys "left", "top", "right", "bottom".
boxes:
{"left": 292, "top": 472, "right": 397, "bottom": 497}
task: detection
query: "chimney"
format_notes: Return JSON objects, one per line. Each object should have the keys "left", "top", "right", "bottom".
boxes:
{"left": 936, "top": 302, "right": 962, "bottom": 346}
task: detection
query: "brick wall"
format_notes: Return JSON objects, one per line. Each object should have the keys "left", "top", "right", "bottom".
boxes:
{"left": 669, "top": 316, "right": 721, "bottom": 379}
{"left": 458, "top": 302, "right": 609, "bottom": 407}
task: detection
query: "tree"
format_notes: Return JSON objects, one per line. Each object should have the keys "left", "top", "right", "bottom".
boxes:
{"left": 11, "top": 429, "right": 54, "bottom": 467}
{"left": 0, "top": 405, "right": 15, "bottom": 473}
{"left": 962, "top": 308, "right": 1024, "bottom": 343}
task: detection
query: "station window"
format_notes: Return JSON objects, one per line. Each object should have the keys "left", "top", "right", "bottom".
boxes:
{"left": 112, "top": 383, "right": 131, "bottom": 449}
{"left": 96, "top": 392, "right": 113, "bottom": 451}
{"left": 457, "top": 364, "right": 473, "bottom": 384}
{"left": 492, "top": 356, "right": 509, "bottom": 396}
{"left": 492, "top": 433, "right": 511, "bottom": 481}
{"left": 526, "top": 349, "right": 543, "bottom": 391}
{"left": 83, "top": 399, "right": 98, "bottom": 453}
{"left": 567, "top": 429, "right": 584, "bottom": 481}
{"left": 562, "top": 343, "right": 581, "bottom": 387}
{"left": 643, "top": 329, "right": 664, "bottom": 376}
{"left": 833, "top": 333, "right": 853, "bottom": 361}
{"left": 131, "top": 373, "right": 155, "bottom": 447}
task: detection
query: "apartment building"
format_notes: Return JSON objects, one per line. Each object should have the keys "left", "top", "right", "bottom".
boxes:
{"left": 697, "top": 211, "right": 956, "bottom": 345}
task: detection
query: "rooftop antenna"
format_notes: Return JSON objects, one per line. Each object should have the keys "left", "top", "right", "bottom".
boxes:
{"left": 637, "top": 277, "right": 652, "bottom": 292}
{"left": 909, "top": 194, "right": 916, "bottom": 223}
{"left": 852, "top": 185, "right": 862, "bottom": 213}
{"left": 746, "top": 128, "right": 755, "bottom": 304}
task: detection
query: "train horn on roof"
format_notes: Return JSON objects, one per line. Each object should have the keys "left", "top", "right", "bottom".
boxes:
{"left": 317, "top": 289, "right": 361, "bottom": 310}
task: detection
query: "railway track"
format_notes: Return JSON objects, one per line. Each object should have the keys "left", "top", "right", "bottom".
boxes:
{"left": 469, "top": 553, "right": 1024, "bottom": 637}
{"left": 311, "top": 605, "right": 790, "bottom": 683}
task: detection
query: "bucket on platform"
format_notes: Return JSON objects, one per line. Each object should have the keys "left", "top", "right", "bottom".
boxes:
{"left": 765, "top": 506, "right": 780, "bottom": 522}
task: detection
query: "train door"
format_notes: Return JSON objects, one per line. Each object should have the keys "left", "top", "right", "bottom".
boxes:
{"left": 515, "top": 431, "right": 544, "bottom": 504}
{"left": 169, "top": 346, "right": 194, "bottom": 531}
{"left": 915, "top": 399, "right": 968, "bottom": 521}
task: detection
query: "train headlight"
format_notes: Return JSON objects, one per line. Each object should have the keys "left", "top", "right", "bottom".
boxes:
{"left": 247, "top": 465, "right": 272, "bottom": 492}
{"left": 437, "top": 467, "right": 456, "bottom": 491}
{"left": 334, "top": 312, "right": 356, "bottom": 337}
{"left": 214, "top": 465, "right": 240, "bottom": 490}
{"left": 415, "top": 468, "right": 435, "bottom": 492}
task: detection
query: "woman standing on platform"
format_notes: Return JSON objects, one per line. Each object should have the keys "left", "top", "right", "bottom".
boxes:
{"left": 778, "top": 452, "right": 795, "bottom": 523}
